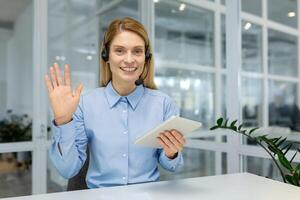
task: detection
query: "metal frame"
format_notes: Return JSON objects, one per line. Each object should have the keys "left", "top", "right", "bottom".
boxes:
{"left": 32, "top": 0, "right": 48, "bottom": 194}
{"left": 214, "top": 0, "right": 223, "bottom": 175}
{"left": 224, "top": 0, "right": 242, "bottom": 173}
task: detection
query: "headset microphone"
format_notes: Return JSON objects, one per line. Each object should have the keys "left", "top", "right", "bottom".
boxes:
{"left": 135, "top": 78, "right": 144, "bottom": 86}
{"left": 135, "top": 62, "right": 150, "bottom": 86}
{"left": 135, "top": 48, "right": 151, "bottom": 86}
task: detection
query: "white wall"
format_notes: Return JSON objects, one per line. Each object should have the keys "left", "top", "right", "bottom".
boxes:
{"left": 6, "top": 3, "right": 33, "bottom": 116}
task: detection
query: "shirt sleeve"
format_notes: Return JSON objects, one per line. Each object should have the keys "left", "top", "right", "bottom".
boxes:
{"left": 158, "top": 150, "right": 184, "bottom": 172}
{"left": 49, "top": 97, "right": 88, "bottom": 179}
{"left": 158, "top": 95, "right": 184, "bottom": 172}
{"left": 163, "top": 95, "right": 179, "bottom": 120}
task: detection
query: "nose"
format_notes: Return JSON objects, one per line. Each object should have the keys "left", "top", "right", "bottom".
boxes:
{"left": 124, "top": 52, "right": 134, "bottom": 63}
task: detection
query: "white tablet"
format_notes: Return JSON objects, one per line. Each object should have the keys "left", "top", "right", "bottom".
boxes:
{"left": 134, "top": 116, "right": 202, "bottom": 148}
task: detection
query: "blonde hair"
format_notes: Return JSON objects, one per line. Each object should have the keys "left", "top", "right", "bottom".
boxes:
{"left": 99, "top": 17, "right": 157, "bottom": 89}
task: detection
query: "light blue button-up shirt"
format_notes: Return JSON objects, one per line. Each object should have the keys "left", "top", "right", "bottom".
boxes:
{"left": 49, "top": 81, "right": 184, "bottom": 188}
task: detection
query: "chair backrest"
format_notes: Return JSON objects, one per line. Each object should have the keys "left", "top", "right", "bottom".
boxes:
{"left": 67, "top": 148, "right": 89, "bottom": 191}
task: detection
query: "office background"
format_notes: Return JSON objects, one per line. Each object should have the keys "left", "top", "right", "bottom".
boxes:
{"left": 0, "top": 0, "right": 300, "bottom": 198}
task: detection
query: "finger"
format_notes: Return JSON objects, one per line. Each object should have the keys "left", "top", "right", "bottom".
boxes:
{"left": 159, "top": 133, "right": 177, "bottom": 152}
{"left": 158, "top": 138, "right": 178, "bottom": 159}
{"left": 157, "top": 137, "right": 175, "bottom": 155}
{"left": 49, "top": 66, "right": 58, "bottom": 88}
{"left": 75, "top": 83, "right": 84, "bottom": 98}
{"left": 171, "top": 129, "right": 183, "bottom": 138}
{"left": 164, "top": 131, "right": 183, "bottom": 151}
{"left": 54, "top": 63, "right": 63, "bottom": 86}
{"left": 157, "top": 137, "right": 168, "bottom": 149}
{"left": 44, "top": 75, "right": 53, "bottom": 93}
{"left": 170, "top": 130, "right": 186, "bottom": 145}
{"left": 64, "top": 64, "right": 71, "bottom": 86}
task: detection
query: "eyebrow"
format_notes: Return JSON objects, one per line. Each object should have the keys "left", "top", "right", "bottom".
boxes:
{"left": 112, "top": 45, "right": 144, "bottom": 49}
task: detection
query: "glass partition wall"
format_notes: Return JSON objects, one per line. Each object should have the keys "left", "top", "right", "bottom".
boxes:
{"left": 1, "top": 0, "right": 300, "bottom": 197}
{"left": 0, "top": 0, "right": 34, "bottom": 197}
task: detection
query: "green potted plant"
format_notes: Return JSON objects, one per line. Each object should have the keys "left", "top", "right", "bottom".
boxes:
{"left": 0, "top": 110, "right": 32, "bottom": 142}
{"left": 211, "top": 118, "right": 300, "bottom": 186}
{"left": 0, "top": 110, "right": 33, "bottom": 171}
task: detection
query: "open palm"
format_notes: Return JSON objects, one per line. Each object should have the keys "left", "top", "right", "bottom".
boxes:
{"left": 44, "top": 63, "right": 83, "bottom": 125}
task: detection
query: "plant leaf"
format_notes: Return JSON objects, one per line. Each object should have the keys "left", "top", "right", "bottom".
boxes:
{"left": 292, "top": 172, "right": 300, "bottom": 186}
{"left": 230, "top": 120, "right": 238, "bottom": 128}
{"left": 210, "top": 126, "right": 219, "bottom": 131}
{"left": 230, "top": 126, "right": 237, "bottom": 131}
{"left": 277, "top": 153, "right": 293, "bottom": 171}
{"left": 257, "top": 135, "right": 270, "bottom": 143}
{"left": 276, "top": 138, "right": 287, "bottom": 147}
{"left": 281, "top": 143, "right": 291, "bottom": 151}
{"left": 267, "top": 145, "right": 278, "bottom": 155}
{"left": 217, "top": 118, "right": 223, "bottom": 127}
{"left": 285, "top": 174, "right": 295, "bottom": 185}
{"left": 259, "top": 136, "right": 280, "bottom": 155}
{"left": 273, "top": 136, "right": 282, "bottom": 144}
{"left": 224, "top": 119, "right": 229, "bottom": 127}
{"left": 296, "top": 163, "right": 300, "bottom": 172}
{"left": 289, "top": 151, "right": 297, "bottom": 163}
{"left": 249, "top": 127, "right": 259, "bottom": 135}
{"left": 283, "top": 143, "right": 293, "bottom": 156}
{"left": 238, "top": 124, "right": 244, "bottom": 131}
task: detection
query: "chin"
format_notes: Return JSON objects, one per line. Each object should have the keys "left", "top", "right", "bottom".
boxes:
{"left": 125, "top": 78, "right": 140, "bottom": 84}
{"left": 117, "top": 75, "right": 138, "bottom": 83}
{"left": 120, "top": 74, "right": 141, "bottom": 82}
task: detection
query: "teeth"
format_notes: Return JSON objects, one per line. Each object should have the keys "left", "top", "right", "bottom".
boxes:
{"left": 120, "top": 67, "right": 137, "bottom": 72}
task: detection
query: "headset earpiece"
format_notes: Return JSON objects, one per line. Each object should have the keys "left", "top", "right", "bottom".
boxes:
{"left": 145, "top": 48, "right": 152, "bottom": 62}
{"left": 101, "top": 46, "right": 109, "bottom": 62}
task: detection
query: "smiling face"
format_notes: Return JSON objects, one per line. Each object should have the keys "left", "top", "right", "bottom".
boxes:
{"left": 108, "top": 30, "right": 146, "bottom": 88}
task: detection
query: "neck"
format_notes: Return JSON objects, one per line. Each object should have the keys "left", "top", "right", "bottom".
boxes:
{"left": 111, "top": 79, "right": 136, "bottom": 96}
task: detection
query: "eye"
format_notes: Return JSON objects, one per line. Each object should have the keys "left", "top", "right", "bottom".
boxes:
{"left": 114, "top": 48, "right": 125, "bottom": 55}
{"left": 133, "top": 49, "right": 144, "bottom": 55}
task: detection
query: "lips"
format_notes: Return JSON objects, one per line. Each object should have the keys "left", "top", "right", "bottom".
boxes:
{"left": 120, "top": 67, "right": 138, "bottom": 72}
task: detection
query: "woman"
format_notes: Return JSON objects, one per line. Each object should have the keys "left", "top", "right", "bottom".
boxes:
{"left": 45, "top": 17, "right": 186, "bottom": 188}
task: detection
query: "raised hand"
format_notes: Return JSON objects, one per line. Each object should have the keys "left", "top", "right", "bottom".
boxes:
{"left": 44, "top": 63, "right": 83, "bottom": 125}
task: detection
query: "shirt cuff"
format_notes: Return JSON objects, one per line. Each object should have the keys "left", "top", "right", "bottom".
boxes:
{"left": 159, "top": 150, "right": 183, "bottom": 171}
{"left": 51, "top": 119, "right": 76, "bottom": 143}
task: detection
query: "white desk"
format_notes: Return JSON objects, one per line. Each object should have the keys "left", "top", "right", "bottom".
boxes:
{"left": 3, "top": 173, "right": 300, "bottom": 200}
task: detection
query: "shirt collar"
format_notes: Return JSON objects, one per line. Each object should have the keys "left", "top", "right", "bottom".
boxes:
{"left": 104, "top": 81, "right": 145, "bottom": 110}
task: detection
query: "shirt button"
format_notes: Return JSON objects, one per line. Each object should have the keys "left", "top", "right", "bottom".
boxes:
{"left": 123, "top": 110, "right": 127, "bottom": 113}
{"left": 122, "top": 154, "right": 127, "bottom": 157}
{"left": 123, "top": 130, "right": 128, "bottom": 134}
{"left": 122, "top": 176, "right": 126, "bottom": 180}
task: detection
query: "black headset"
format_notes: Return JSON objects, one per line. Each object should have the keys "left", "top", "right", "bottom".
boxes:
{"left": 101, "top": 44, "right": 110, "bottom": 62}
{"left": 101, "top": 34, "right": 152, "bottom": 86}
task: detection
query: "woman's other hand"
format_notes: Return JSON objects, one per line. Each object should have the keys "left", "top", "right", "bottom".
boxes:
{"left": 157, "top": 129, "right": 186, "bottom": 159}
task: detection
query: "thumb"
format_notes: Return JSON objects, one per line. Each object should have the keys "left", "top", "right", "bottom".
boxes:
{"left": 74, "top": 83, "right": 84, "bottom": 98}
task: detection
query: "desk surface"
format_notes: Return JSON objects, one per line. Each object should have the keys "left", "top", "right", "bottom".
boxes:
{"left": 3, "top": 173, "right": 300, "bottom": 200}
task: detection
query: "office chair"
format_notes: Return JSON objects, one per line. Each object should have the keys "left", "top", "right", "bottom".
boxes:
{"left": 67, "top": 148, "right": 89, "bottom": 191}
